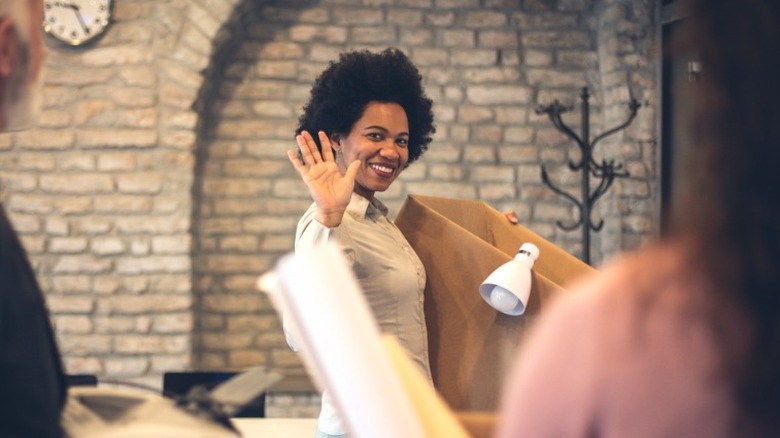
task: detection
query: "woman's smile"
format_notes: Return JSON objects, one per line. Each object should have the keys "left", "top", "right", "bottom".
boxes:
{"left": 334, "top": 101, "right": 410, "bottom": 199}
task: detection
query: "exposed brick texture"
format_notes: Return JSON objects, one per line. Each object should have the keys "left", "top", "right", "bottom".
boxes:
{"left": 0, "top": 0, "right": 656, "bottom": 415}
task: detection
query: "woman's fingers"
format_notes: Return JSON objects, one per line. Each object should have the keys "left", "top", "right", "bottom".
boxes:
{"left": 296, "top": 131, "right": 321, "bottom": 166}
{"left": 295, "top": 130, "right": 341, "bottom": 167}
{"left": 343, "top": 159, "right": 360, "bottom": 184}
{"left": 292, "top": 130, "right": 342, "bottom": 178}
{"left": 318, "top": 131, "right": 335, "bottom": 162}
{"left": 287, "top": 149, "right": 305, "bottom": 174}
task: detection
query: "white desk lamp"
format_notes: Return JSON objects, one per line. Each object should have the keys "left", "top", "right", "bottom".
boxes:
{"left": 479, "top": 243, "right": 540, "bottom": 315}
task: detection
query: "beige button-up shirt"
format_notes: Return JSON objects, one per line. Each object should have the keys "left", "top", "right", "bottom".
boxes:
{"left": 293, "top": 193, "right": 431, "bottom": 435}
{"left": 295, "top": 193, "right": 431, "bottom": 377}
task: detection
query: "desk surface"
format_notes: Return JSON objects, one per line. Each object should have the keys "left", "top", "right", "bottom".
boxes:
{"left": 232, "top": 418, "right": 317, "bottom": 437}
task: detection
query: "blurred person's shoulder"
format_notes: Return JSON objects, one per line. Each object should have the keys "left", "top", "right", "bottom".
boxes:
{"left": 539, "top": 241, "right": 703, "bottom": 342}
{"left": 565, "top": 241, "right": 694, "bottom": 307}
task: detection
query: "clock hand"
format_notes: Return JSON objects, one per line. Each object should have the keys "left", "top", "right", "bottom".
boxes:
{"left": 49, "top": 1, "right": 90, "bottom": 34}
{"left": 67, "top": 3, "right": 91, "bottom": 35}
{"left": 50, "top": 1, "right": 76, "bottom": 10}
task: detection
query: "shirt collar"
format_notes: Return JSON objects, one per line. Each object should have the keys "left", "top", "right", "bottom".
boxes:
{"left": 346, "top": 192, "right": 389, "bottom": 219}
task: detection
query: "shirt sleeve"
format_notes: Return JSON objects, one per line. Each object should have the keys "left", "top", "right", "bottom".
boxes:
{"left": 285, "top": 204, "right": 339, "bottom": 352}
{"left": 295, "top": 204, "right": 334, "bottom": 251}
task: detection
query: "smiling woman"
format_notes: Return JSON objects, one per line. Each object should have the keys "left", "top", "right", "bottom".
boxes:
{"left": 286, "top": 48, "right": 435, "bottom": 438}
{"left": 330, "top": 101, "right": 410, "bottom": 200}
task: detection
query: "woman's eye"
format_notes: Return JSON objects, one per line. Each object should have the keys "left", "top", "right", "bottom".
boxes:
{"left": 367, "top": 133, "right": 383, "bottom": 141}
{"left": 396, "top": 138, "right": 408, "bottom": 147}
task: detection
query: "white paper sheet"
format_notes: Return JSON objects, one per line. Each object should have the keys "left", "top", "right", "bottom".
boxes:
{"left": 257, "top": 242, "right": 426, "bottom": 438}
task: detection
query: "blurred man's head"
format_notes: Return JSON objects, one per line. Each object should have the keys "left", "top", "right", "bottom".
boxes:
{"left": 0, "top": 0, "right": 45, "bottom": 132}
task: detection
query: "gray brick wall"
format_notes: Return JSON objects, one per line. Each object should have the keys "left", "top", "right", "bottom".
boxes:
{"left": 0, "top": 0, "right": 657, "bottom": 416}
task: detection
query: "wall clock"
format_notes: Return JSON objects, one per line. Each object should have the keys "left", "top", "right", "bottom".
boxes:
{"left": 43, "top": 0, "right": 113, "bottom": 47}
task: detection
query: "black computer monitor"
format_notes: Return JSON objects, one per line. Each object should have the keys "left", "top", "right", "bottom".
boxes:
{"left": 161, "top": 371, "right": 266, "bottom": 418}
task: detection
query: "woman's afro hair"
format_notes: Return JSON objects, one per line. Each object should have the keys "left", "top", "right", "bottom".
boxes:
{"left": 296, "top": 48, "right": 435, "bottom": 165}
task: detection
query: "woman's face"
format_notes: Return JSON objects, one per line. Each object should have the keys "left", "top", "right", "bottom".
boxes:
{"left": 332, "top": 101, "right": 410, "bottom": 200}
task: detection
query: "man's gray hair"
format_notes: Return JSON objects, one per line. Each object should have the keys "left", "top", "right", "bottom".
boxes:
{"left": 0, "top": 0, "right": 40, "bottom": 132}
{"left": 0, "top": 0, "right": 32, "bottom": 44}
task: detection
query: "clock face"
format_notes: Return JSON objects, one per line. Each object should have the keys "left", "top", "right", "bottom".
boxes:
{"left": 43, "top": 0, "right": 113, "bottom": 46}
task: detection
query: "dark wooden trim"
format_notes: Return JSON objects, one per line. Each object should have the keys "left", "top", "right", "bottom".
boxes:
{"left": 661, "top": 0, "right": 691, "bottom": 25}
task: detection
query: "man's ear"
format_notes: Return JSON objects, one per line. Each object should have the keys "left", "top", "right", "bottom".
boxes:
{"left": 0, "top": 17, "right": 18, "bottom": 78}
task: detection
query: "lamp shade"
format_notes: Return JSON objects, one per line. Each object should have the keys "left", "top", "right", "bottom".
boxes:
{"left": 479, "top": 243, "right": 540, "bottom": 315}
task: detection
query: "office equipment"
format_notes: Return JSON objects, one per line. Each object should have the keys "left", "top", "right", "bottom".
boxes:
{"left": 61, "top": 367, "right": 280, "bottom": 437}
{"left": 163, "top": 371, "right": 267, "bottom": 418}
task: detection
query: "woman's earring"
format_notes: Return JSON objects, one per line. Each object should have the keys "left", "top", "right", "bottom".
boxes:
{"left": 331, "top": 135, "right": 344, "bottom": 165}
{"left": 332, "top": 147, "right": 342, "bottom": 164}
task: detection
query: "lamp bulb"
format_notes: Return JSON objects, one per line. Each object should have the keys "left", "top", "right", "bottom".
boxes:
{"left": 488, "top": 286, "right": 520, "bottom": 314}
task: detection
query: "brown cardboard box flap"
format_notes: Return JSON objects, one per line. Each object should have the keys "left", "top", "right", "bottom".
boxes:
{"left": 395, "top": 194, "right": 596, "bottom": 411}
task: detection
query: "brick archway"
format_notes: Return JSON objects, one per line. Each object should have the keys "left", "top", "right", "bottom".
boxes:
{"left": 190, "top": 0, "right": 318, "bottom": 374}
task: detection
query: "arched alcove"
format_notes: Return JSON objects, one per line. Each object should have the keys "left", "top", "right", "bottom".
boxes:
{"left": 190, "top": 0, "right": 318, "bottom": 376}
{"left": 186, "top": 0, "right": 660, "bottom": 378}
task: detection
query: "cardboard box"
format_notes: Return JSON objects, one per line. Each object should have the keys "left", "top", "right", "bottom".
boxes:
{"left": 395, "top": 195, "right": 596, "bottom": 413}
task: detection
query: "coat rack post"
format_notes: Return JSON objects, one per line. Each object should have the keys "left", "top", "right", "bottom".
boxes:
{"left": 536, "top": 86, "right": 640, "bottom": 265}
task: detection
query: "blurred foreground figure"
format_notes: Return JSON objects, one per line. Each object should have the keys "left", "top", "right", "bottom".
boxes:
{"left": 497, "top": 0, "right": 780, "bottom": 436}
{"left": 0, "top": 1, "right": 67, "bottom": 437}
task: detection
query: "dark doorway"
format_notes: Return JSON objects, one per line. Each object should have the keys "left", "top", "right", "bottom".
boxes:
{"left": 660, "top": 0, "right": 695, "bottom": 233}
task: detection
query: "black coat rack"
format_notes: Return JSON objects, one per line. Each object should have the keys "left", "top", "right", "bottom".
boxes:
{"left": 535, "top": 87, "right": 640, "bottom": 265}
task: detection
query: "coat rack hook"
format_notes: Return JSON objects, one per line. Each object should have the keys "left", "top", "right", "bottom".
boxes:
{"left": 535, "top": 86, "right": 640, "bottom": 265}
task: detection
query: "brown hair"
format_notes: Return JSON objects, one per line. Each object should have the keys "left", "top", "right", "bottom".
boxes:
{"left": 673, "top": 0, "right": 780, "bottom": 434}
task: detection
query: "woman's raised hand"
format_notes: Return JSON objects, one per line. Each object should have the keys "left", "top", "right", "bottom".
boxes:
{"left": 288, "top": 130, "right": 360, "bottom": 228}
